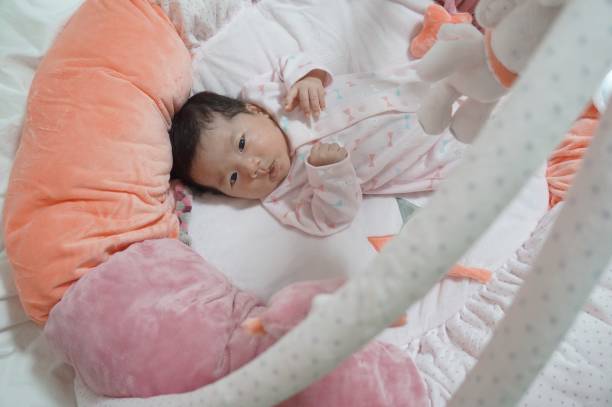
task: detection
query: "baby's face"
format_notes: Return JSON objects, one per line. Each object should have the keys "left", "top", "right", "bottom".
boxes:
{"left": 190, "top": 106, "right": 291, "bottom": 199}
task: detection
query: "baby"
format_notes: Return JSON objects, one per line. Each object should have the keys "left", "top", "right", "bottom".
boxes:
{"left": 170, "top": 54, "right": 465, "bottom": 236}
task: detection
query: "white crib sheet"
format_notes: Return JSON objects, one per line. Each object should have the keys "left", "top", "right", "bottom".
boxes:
{"left": 0, "top": 2, "right": 85, "bottom": 406}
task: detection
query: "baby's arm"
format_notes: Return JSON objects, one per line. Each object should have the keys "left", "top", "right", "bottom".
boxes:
{"left": 279, "top": 55, "right": 332, "bottom": 119}
{"left": 265, "top": 144, "right": 362, "bottom": 236}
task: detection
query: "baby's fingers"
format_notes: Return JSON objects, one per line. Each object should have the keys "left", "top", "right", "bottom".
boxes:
{"left": 285, "top": 86, "right": 299, "bottom": 112}
{"left": 299, "top": 88, "right": 311, "bottom": 117}
{"left": 318, "top": 86, "right": 326, "bottom": 111}
{"left": 310, "top": 143, "right": 320, "bottom": 155}
{"left": 309, "top": 88, "right": 321, "bottom": 119}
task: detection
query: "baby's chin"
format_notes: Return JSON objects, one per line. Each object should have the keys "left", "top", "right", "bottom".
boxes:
{"left": 258, "top": 178, "right": 285, "bottom": 200}
{"left": 233, "top": 179, "right": 284, "bottom": 200}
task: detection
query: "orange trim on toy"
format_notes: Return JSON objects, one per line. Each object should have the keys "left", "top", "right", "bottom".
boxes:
{"left": 410, "top": 4, "right": 473, "bottom": 59}
{"left": 484, "top": 30, "right": 518, "bottom": 88}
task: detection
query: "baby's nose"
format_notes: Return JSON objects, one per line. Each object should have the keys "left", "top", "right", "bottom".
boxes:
{"left": 245, "top": 157, "right": 264, "bottom": 178}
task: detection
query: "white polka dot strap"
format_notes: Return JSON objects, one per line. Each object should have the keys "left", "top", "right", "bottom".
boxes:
{"left": 75, "top": 1, "right": 612, "bottom": 406}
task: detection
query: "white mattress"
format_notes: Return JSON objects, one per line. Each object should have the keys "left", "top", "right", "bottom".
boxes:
{"left": 0, "top": 3, "right": 85, "bottom": 405}
{"left": 1, "top": 0, "right": 607, "bottom": 406}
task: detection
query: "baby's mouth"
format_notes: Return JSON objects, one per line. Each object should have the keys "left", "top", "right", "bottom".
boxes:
{"left": 269, "top": 160, "right": 278, "bottom": 181}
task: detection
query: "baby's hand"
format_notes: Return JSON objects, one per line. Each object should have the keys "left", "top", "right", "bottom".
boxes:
{"left": 308, "top": 143, "right": 347, "bottom": 167}
{"left": 285, "top": 70, "right": 327, "bottom": 119}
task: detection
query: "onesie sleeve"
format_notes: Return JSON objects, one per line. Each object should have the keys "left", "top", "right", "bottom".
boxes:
{"left": 241, "top": 53, "right": 333, "bottom": 101}
{"left": 276, "top": 53, "right": 334, "bottom": 90}
{"left": 263, "top": 155, "right": 362, "bottom": 237}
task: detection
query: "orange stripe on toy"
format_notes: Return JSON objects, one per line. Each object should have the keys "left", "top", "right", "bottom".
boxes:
{"left": 484, "top": 30, "right": 518, "bottom": 88}
{"left": 447, "top": 264, "right": 492, "bottom": 283}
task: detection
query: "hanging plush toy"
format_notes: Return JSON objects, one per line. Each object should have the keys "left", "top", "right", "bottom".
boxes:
{"left": 413, "top": 0, "right": 568, "bottom": 143}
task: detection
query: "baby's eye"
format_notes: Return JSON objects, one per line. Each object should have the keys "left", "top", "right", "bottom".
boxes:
{"left": 238, "top": 135, "right": 246, "bottom": 152}
{"left": 229, "top": 171, "right": 238, "bottom": 187}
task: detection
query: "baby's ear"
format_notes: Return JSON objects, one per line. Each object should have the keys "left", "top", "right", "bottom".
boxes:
{"left": 245, "top": 102, "right": 265, "bottom": 115}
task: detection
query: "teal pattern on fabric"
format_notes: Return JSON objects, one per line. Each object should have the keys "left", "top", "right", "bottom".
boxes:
{"left": 396, "top": 198, "right": 419, "bottom": 226}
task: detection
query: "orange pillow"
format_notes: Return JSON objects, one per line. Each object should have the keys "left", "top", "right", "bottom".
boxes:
{"left": 2, "top": 0, "right": 192, "bottom": 324}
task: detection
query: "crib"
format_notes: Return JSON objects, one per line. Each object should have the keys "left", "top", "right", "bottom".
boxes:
{"left": 1, "top": 1, "right": 611, "bottom": 406}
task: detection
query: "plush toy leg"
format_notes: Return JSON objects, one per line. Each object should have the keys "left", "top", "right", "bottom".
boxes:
{"left": 475, "top": 0, "right": 527, "bottom": 29}
{"left": 450, "top": 98, "right": 498, "bottom": 143}
{"left": 418, "top": 80, "right": 460, "bottom": 135}
{"left": 415, "top": 23, "right": 483, "bottom": 83}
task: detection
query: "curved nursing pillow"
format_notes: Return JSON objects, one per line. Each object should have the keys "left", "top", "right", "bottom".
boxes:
{"left": 2, "top": 0, "right": 192, "bottom": 324}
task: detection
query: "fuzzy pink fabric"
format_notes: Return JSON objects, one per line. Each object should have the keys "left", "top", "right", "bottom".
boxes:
{"left": 45, "top": 239, "right": 427, "bottom": 406}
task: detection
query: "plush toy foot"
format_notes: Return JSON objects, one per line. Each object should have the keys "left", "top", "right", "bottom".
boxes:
{"left": 450, "top": 98, "right": 498, "bottom": 143}
{"left": 417, "top": 81, "right": 459, "bottom": 135}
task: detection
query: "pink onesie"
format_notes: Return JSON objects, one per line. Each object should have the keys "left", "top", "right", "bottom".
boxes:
{"left": 242, "top": 54, "right": 465, "bottom": 236}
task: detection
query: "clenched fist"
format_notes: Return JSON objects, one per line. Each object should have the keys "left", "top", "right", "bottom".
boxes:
{"left": 308, "top": 143, "right": 348, "bottom": 167}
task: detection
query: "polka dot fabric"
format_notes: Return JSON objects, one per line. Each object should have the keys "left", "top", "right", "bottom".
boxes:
{"left": 400, "top": 205, "right": 612, "bottom": 407}
{"left": 450, "top": 105, "right": 612, "bottom": 406}
{"left": 519, "top": 293, "right": 612, "bottom": 407}
{"left": 73, "top": 1, "right": 612, "bottom": 406}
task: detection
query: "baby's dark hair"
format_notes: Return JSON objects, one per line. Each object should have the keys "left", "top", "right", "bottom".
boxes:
{"left": 169, "top": 91, "right": 251, "bottom": 192}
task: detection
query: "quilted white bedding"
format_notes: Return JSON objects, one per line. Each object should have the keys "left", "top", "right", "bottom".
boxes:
{"left": 1, "top": 0, "right": 609, "bottom": 406}
{"left": 403, "top": 205, "right": 612, "bottom": 407}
